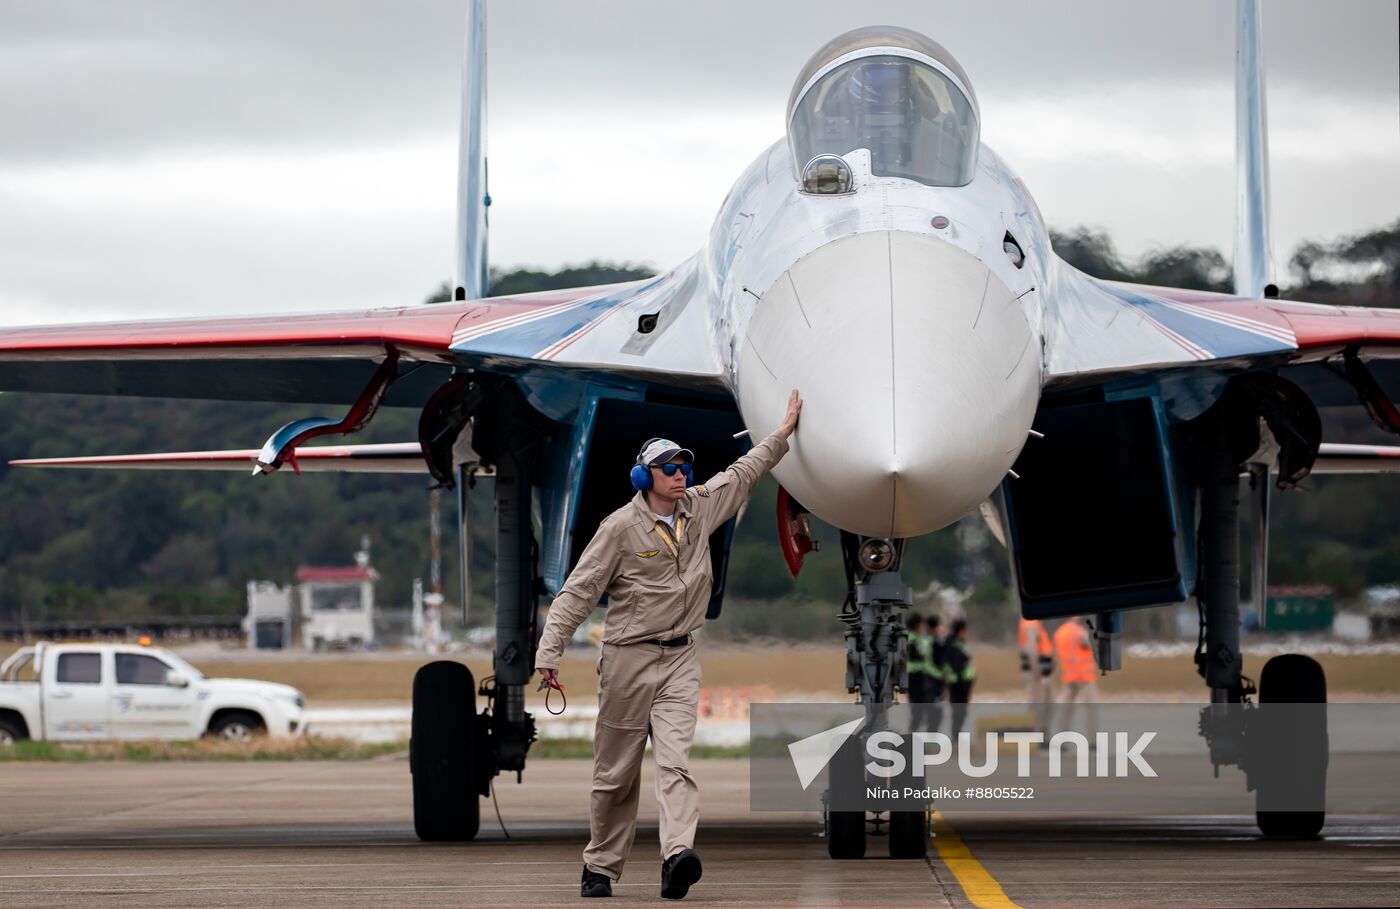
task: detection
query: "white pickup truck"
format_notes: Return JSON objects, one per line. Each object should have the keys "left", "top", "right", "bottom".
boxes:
{"left": 0, "top": 642, "right": 307, "bottom": 744}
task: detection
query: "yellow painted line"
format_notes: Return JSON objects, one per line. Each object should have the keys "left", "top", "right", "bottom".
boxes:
{"left": 931, "top": 811, "right": 1024, "bottom": 909}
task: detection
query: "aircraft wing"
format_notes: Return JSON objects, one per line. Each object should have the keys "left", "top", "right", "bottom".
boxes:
{"left": 1042, "top": 271, "right": 1400, "bottom": 390}
{"left": 0, "top": 257, "right": 726, "bottom": 408}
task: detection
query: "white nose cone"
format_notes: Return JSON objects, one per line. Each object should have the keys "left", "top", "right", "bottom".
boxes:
{"left": 738, "top": 230, "right": 1040, "bottom": 538}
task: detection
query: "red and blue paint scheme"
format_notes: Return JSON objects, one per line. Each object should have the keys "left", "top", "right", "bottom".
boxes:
{"left": 2, "top": 6, "right": 1396, "bottom": 847}
{"left": 1, "top": 15, "right": 1397, "bottom": 620}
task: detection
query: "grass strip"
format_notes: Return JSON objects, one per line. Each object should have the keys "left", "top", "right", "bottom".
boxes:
{"left": 0, "top": 737, "right": 749, "bottom": 762}
{"left": 0, "top": 736, "right": 405, "bottom": 762}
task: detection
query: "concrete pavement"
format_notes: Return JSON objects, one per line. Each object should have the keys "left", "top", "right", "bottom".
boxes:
{"left": 1, "top": 758, "right": 1397, "bottom": 908}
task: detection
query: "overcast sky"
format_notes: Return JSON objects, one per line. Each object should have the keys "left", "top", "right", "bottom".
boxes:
{"left": 0, "top": 0, "right": 1396, "bottom": 325}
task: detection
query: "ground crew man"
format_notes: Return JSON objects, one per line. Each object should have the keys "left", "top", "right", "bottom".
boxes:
{"left": 535, "top": 390, "right": 802, "bottom": 900}
{"left": 904, "top": 613, "right": 942, "bottom": 733}
{"left": 1017, "top": 616, "right": 1054, "bottom": 732}
{"left": 928, "top": 614, "right": 946, "bottom": 720}
{"left": 1053, "top": 616, "right": 1099, "bottom": 739}
{"left": 943, "top": 618, "right": 975, "bottom": 738}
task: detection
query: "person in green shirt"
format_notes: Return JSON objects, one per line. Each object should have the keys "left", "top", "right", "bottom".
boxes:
{"left": 942, "top": 618, "right": 976, "bottom": 738}
{"left": 904, "top": 613, "right": 945, "bottom": 733}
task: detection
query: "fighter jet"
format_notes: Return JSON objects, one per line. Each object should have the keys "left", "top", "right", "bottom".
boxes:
{"left": 2, "top": 1, "right": 1396, "bottom": 857}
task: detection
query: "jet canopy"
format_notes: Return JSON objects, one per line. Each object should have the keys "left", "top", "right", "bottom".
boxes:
{"left": 788, "top": 26, "right": 980, "bottom": 188}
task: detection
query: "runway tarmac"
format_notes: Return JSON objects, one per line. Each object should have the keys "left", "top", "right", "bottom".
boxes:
{"left": 2, "top": 757, "right": 1398, "bottom": 908}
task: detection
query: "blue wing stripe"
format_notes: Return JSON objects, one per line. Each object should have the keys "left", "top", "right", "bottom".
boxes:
{"left": 1097, "top": 282, "right": 1293, "bottom": 359}
{"left": 451, "top": 277, "right": 664, "bottom": 359}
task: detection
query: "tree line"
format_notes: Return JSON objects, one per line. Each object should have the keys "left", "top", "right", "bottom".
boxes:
{"left": 0, "top": 221, "right": 1395, "bottom": 636}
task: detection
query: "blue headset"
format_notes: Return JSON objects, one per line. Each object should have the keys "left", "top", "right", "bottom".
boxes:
{"left": 630, "top": 437, "right": 695, "bottom": 491}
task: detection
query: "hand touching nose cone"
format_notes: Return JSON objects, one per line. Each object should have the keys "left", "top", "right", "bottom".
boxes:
{"left": 778, "top": 389, "right": 803, "bottom": 437}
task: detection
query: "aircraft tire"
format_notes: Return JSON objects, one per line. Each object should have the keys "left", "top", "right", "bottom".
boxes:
{"left": 887, "top": 809, "right": 930, "bottom": 859}
{"left": 826, "top": 810, "right": 866, "bottom": 859}
{"left": 1255, "top": 653, "right": 1326, "bottom": 839}
{"left": 411, "top": 660, "right": 480, "bottom": 842}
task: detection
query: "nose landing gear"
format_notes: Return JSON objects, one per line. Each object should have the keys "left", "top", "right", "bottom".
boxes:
{"left": 821, "top": 533, "right": 931, "bottom": 860}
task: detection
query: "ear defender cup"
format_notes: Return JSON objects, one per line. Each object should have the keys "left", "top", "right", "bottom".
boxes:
{"left": 631, "top": 438, "right": 664, "bottom": 491}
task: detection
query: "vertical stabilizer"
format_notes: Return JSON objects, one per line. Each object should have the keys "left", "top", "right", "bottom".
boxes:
{"left": 1234, "top": 0, "right": 1275, "bottom": 298}
{"left": 454, "top": 0, "right": 489, "bottom": 301}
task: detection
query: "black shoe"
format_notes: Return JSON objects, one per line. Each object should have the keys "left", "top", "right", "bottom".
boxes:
{"left": 581, "top": 866, "right": 612, "bottom": 898}
{"left": 660, "top": 848, "right": 702, "bottom": 900}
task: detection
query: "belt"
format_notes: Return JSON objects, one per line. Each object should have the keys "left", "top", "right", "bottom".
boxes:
{"left": 647, "top": 633, "right": 692, "bottom": 648}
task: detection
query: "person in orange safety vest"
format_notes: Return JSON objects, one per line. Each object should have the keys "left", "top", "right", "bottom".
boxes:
{"left": 1018, "top": 617, "right": 1054, "bottom": 732}
{"left": 1053, "top": 616, "right": 1098, "bottom": 740}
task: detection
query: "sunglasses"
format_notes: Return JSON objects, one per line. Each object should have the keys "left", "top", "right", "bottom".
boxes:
{"left": 654, "top": 462, "right": 693, "bottom": 478}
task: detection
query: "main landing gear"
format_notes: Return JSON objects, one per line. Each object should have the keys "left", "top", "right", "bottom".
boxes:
{"left": 409, "top": 381, "right": 547, "bottom": 842}
{"left": 1192, "top": 388, "right": 1328, "bottom": 840}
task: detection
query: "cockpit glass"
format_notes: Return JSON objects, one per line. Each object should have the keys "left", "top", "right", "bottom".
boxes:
{"left": 789, "top": 55, "right": 978, "bottom": 188}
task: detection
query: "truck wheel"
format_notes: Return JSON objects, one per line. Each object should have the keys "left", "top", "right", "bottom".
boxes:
{"left": 209, "top": 711, "right": 266, "bottom": 742}
{"left": 1255, "top": 654, "right": 1327, "bottom": 839}
{"left": 0, "top": 718, "right": 24, "bottom": 747}
{"left": 411, "top": 661, "right": 480, "bottom": 842}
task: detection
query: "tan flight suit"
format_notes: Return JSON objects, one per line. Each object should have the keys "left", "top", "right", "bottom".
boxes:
{"left": 535, "top": 431, "right": 790, "bottom": 882}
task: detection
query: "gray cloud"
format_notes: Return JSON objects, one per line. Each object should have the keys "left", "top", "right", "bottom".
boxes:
{"left": 0, "top": 0, "right": 1394, "bottom": 323}
{"left": 3, "top": 0, "right": 1394, "bottom": 162}
{"left": 0, "top": 0, "right": 462, "bottom": 162}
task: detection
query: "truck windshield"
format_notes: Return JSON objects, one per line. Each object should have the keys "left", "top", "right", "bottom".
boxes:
{"left": 160, "top": 652, "right": 205, "bottom": 680}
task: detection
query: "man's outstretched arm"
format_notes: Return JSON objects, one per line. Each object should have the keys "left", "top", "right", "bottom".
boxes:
{"left": 534, "top": 522, "right": 622, "bottom": 673}
{"left": 700, "top": 389, "right": 802, "bottom": 529}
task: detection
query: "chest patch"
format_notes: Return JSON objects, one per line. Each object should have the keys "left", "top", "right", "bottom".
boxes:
{"left": 635, "top": 549, "right": 660, "bottom": 558}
